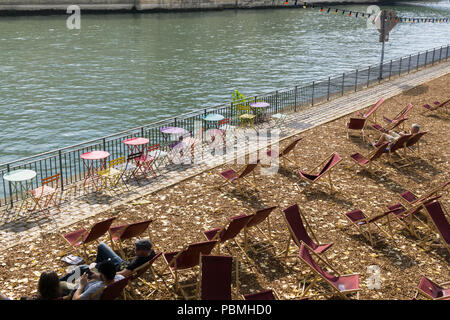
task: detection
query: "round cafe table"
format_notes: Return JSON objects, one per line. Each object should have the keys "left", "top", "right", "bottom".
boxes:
{"left": 3, "top": 169, "right": 37, "bottom": 213}
{"left": 250, "top": 102, "right": 270, "bottom": 123}
{"left": 160, "top": 126, "right": 188, "bottom": 146}
{"left": 123, "top": 137, "right": 149, "bottom": 155}
{"left": 80, "top": 150, "right": 110, "bottom": 190}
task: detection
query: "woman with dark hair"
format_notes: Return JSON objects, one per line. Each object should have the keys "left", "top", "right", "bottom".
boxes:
{"left": 21, "top": 271, "right": 62, "bottom": 300}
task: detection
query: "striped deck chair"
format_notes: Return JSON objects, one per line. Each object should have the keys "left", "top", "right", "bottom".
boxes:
{"left": 298, "top": 152, "right": 342, "bottom": 193}
{"left": 422, "top": 201, "right": 450, "bottom": 254}
{"left": 349, "top": 142, "right": 389, "bottom": 174}
{"left": 355, "top": 97, "right": 385, "bottom": 122}
{"left": 421, "top": 99, "right": 449, "bottom": 115}
{"left": 298, "top": 244, "right": 360, "bottom": 300}
{"left": 414, "top": 276, "right": 450, "bottom": 300}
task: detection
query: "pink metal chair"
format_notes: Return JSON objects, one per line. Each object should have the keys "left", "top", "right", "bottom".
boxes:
{"left": 298, "top": 152, "right": 342, "bottom": 193}
{"left": 282, "top": 204, "right": 333, "bottom": 259}
{"left": 62, "top": 217, "right": 116, "bottom": 258}
{"left": 136, "top": 144, "right": 159, "bottom": 178}
{"left": 198, "top": 255, "right": 234, "bottom": 300}
{"left": 29, "top": 173, "right": 61, "bottom": 214}
{"left": 298, "top": 244, "right": 360, "bottom": 300}
{"left": 414, "top": 276, "right": 450, "bottom": 300}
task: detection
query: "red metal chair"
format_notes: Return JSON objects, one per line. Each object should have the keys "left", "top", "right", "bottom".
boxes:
{"left": 281, "top": 204, "right": 333, "bottom": 259}
{"left": 108, "top": 219, "right": 153, "bottom": 258}
{"left": 198, "top": 255, "right": 234, "bottom": 300}
{"left": 62, "top": 217, "right": 116, "bottom": 258}
{"left": 298, "top": 152, "right": 342, "bottom": 193}
{"left": 298, "top": 244, "right": 360, "bottom": 300}
{"left": 414, "top": 276, "right": 450, "bottom": 300}
{"left": 136, "top": 144, "right": 159, "bottom": 178}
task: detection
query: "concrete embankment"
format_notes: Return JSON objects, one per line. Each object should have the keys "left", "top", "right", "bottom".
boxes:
{"left": 0, "top": 0, "right": 401, "bottom": 14}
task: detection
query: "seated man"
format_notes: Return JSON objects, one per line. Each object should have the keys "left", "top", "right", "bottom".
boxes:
{"left": 60, "top": 239, "right": 155, "bottom": 284}
{"left": 72, "top": 260, "right": 124, "bottom": 300}
{"left": 373, "top": 123, "right": 420, "bottom": 146}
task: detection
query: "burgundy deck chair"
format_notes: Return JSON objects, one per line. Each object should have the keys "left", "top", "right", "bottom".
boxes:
{"left": 381, "top": 133, "right": 412, "bottom": 163}
{"left": 349, "top": 142, "right": 389, "bottom": 174}
{"left": 383, "top": 103, "right": 413, "bottom": 125}
{"left": 198, "top": 255, "right": 234, "bottom": 300}
{"left": 298, "top": 152, "right": 342, "bottom": 193}
{"left": 163, "top": 240, "right": 217, "bottom": 299}
{"left": 298, "top": 244, "right": 360, "bottom": 299}
{"left": 421, "top": 99, "right": 449, "bottom": 114}
{"left": 404, "top": 131, "right": 427, "bottom": 157}
{"left": 62, "top": 217, "right": 116, "bottom": 258}
{"left": 282, "top": 204, "right": 333, "bottom": 259}
{"left": 356, "top": 97, "right": 385, "bottom": 122}
{"left": 344, "top": 209, "right": 396, "bottom": 246}
{"left": 346, "top": 118, "right": 367, "bottom": 141}
{"left": 398, "top": 180, "right": 449, "bottom": 208}
{"left": 218, "top": 160, "right": 260, "bottom": 192}
{"left": 371, "top": 117, "right": 407, "bottom": 134}
{"left": 243, "top": 206, "right": 277, "bottom": 253}
{"left": 277, "top": 137, "right": 303, "bottom": 166}
{"left": 423, "top": 201, "right": 450, "bottom": 254}
{"left": 203, "top": 214, "right": 254, "bottom": 254}
{"left": 243, "top": 289, "right": 278, "bottom": 300}
{"left": 108, "top": 219, "right": 153, "bottom": 258}
{"left": 97, "top": 277, "right": 129, "bottom": 300}
{"left": 125, "top": 252, "right": 162, "bottom": 299}
{"left": 414, "top": 276, "right": 450, "bottom": 300}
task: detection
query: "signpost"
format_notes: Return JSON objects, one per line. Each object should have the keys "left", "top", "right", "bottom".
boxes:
{"left": 375, "top": 10, "right": 398, "bottom": 80}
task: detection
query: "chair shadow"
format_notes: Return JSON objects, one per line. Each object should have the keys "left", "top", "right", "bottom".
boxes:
{"left": 359, "top": 170, "right": 405, "bottom": 194}
{"left": 227, "top": 190, "right": 266, "bottom": 208}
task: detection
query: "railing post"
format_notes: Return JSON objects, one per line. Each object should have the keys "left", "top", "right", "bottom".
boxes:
{"left": 102, "top": 138, "right": 106, "bottom": 151}
{"left": 367, "top": 66, "right": 371, "bottom": 87}
{"left": 327, "top": 77, "right": 331, "bottom": 101}
{"left": 354, "top": 69, "right": 358, "bottom": 92}
{"left": 432, "top": 48, "right": 435, "bottom": 65}
{"left": 399, "top": 57, "right": 402, "bottom": 76}
{"left": 341, "top": 73, "right": 345, "bottom": 96}
{"left": 424, "top": 50, "right": 428, "bottom": 67}
{"left": 174, "top": 117, "right": 178, "bottom": 127}
{"left": 58, "top": 150, "right": 64, "bottom": 192}
{"left": 275, "top": 91, "right": 279, "bottom": 113}
{"left": 141, "top": 127, "right": 144, "bottom": 137}
{"left": 294, "top": 86, "right": 298, "bottom": 111}
{"left": 311, "top": 81, "right": 315, "bottom": 106}
{"left": 447, "top": 45, "right": 449, "bottom": 61}
{"left": 7, "top": 164, "right": 13, "bottom": 208}
{"left": 417, "top": 52, "right": 420, "bottom": 71}
{"left": 388, "top": 60, "right": 392, "bottom": 80}
{"left": 408, "top": 54, "right": 411, "bottom": 73}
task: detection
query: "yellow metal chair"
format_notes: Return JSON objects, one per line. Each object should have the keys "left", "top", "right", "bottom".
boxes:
{"left": 98, "top": 156, "right": 127, "bottom": 194}
{"left": 237, "top": 105, "right": 256, "bottom": 128}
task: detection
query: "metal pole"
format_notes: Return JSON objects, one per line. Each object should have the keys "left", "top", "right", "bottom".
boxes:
{"left": 432, "top": 48, "right": 435, "bottom": 65}
{"left": 341, "top": 73, "right": 345, "bottom": 96}
{"left": 408, "top": 54, "right": 411, "bottom": 73}
{"left": 58, "top": 150, "right": 64, "bottom": 192}
{"left": 417, "top": 52, "right": 420, "bottom": 71}
{"left": 327, "top": 77, "right": 330, "bottom": 101}
{"left": 388, "top": 60, "right": 392, "bottom": 80}
{"left": 294, "top": 86, "right": 297, "bottom": 111}
{"left": 378, "top": 12, "right": 386, "bottom": 80}
{"left": 399, "top": 57, "right": 402, "bottom": 76}
{"left": 424, "top": 50, "right": 428, "bottom": 67}
{"left": 7, "top": 164, "right": 13, "bottom": 208}
{"left": 354, "top": 69, "right": 358, "bottom": 92}
{"left": 311, "top": 81, "right": 315, "bottom": 106}
{"left": 367, "top": 66, "right": 371, "bottom": 87}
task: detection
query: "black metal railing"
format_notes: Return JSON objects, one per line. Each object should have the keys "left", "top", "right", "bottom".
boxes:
{"left": 1, "top": 44, "right": 449, "bottom": 208}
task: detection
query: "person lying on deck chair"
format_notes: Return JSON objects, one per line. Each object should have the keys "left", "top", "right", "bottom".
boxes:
{"left": 373, "top": 123, "right": 420, "bottom": 146}
{"left": 72, "top": 260, "right": 125, "bottom": 300}
{"left": 60, "top": 239, "right": 155, "bottom": 287}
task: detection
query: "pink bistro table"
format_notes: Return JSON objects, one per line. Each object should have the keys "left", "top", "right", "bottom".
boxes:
{"left": 160, "top": 126, "right": 188, "bottom": 144}
{"left": 81, "top": 150, "right": 110, "bottom": 190}
{"left": 123, "top": 137, "right": 149, "bottom": 154}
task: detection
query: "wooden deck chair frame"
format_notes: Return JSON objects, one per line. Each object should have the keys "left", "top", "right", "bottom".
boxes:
{"left": 29, "top": 173, "right": 61, "bottom": 214}
{"left": 421, "top": 201, "right": 450, "bottom": 254}
{"left": 383, "top": 103, "right": 413, "bottom": 126}
{"left": 385, "top": 134, "right": 413, "bottom": 166}
{"left": 346, "top": 117, "right": 367, "bottom": 141}
{"left": 298, "top": 245, "right": 360, "bottom": 300}
{"left": 124, "top": 252, "right": 163, "bottom": 299}
{"left": 404, "top": 132, "right": 427, "bottom": 159}
{"left": 280, "top": 206, "right": 331, "bottom": 262}
{"left": 356, "top": 97, "right": 385, "bottom": 123}
{"left": 414, "top": 276, "right": 450, "bottom": 300}
{"left": 371, "top": 117, "right": 407, "bottom": 134}
{"left": 218, "top": 161, "right": 260, "bottom": 193}
{"left": 421, "top": 99, "right": 449, "bottom": 115}
{"left": 298, "top": 152, "right": 342, "bottom": 193}
{"left": 109, "top": 219, "right": 154, "bottom": 259}
{"left": 349, "top": 142, "right": 389, "bottom": 175}
{"left": 278, "top": 137, "right": 302, "bottom": 167}
{"left": 397, "top": 180, "right": 449, "bottom": 209}
{"left": 92, "top": 277, "right": 129, "bottom": 300}
{"left": 241, "top": 206, "right": 278, "bottom": 255}
{"left": 195, "top": 254, "right": 240, "bottom": 300}
{"left": 343, "top": 209, "right": 395, "bottom": 246}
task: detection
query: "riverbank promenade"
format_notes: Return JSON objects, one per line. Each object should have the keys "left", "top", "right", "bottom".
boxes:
{"left": 0, "top": 58, "right": 448, "bottom": 300}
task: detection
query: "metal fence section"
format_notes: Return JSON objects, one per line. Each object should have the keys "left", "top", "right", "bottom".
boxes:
{"left": 1, "top": 44, "right": 449, "bottom": 208}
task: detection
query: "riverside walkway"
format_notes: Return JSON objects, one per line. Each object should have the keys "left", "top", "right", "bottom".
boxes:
{"left": 1, "top": 60, "right": 449, "bottom": 251}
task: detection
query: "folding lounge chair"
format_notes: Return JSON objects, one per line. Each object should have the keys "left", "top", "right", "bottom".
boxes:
{"left": 62, "top": 217, "right": 116, "bottom": 258}
{"left": 218, "top": 161, "right": 260, "bottom": 192}
{"left": 371, "top": 117, "right": 407, "bottom": 134}
{"left": 344, "top": 209, "right": 395, "bottom": 246}
{"left": 422, "top": 201, "right": 450, "bottom": 253}
{"left": 349, "top": 142, "right": 389, "bottom": 174}
{"left": 162, "top": 240, "right": 217, "bottom": 299}
{"left": 197, "top": 255, "right": 235, "bottom": 300}
{"left": 355, "top": 97, "right": 385, "bottom": 122}
{"left": 243, "top": 206, "right": 277, "bottom": 253}
{"left": 398, "top": 180, "right": 449, "bottom": 208}
{"left": 414, "top": 276, "right": 450, "bottom": 300}
{"left": 379, "top": 134, "right": 412, "bottom": 164}
{"left": 281, "top": 204, "right": 333, "bottom": 259}
{"left": 95, "top": 277, "right": 129, "bottom": 300}
{"left": 29, "top": 173, "right": 61, "bottom": 214}
{"left": 404, "top": 132, "right": 427, "bottom": 157}
{"left": 298, "top": 244, "right": 360, "bottom": 300}
{"left": 203, "top": 214, "right": 254, "bottom": 255}
{"left": 383, "top": 103, "right": 413, "bottom": 126}
{"left": 298, "top": 152, "right": 342, "bottom": 193}
{"left": 243, "top": 289, "right": 279, "bottom": 300}
{"left": 421, "top": 99, "right": 449, "bottom": 115}
{"left": 125, "top": 252, "right": 162, "bottom": 299}
{"left": 278, "top": 137, "right": 302, "bottom": 166}
{"left": 108, "top": 219, "right": 153, "bottom": 259}
{"left": 346, "top": 118, "right": 367, "bottom": 141}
